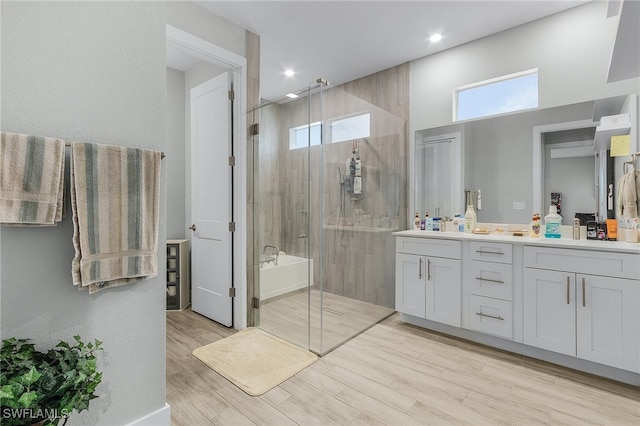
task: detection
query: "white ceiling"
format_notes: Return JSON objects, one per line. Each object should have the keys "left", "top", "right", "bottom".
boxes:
{"left": 170, "top": 1, "right": 591, "bottom": 101}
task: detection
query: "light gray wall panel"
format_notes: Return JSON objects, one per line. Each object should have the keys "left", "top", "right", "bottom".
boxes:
{"left": 1, "top": 2, "right": 167, "bottom": 424}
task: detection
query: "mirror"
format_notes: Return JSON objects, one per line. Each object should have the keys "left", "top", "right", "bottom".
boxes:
{"left": 415, "top": 94, "right": 635, "bottom": 225}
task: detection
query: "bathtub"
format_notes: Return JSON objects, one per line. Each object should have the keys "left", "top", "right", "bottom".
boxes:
{"left": 260, "top": 254, "right": 313, "bottom": 301}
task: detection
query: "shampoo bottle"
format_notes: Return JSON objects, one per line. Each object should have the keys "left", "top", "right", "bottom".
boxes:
{"left": 414, "top": 213, "right": 421, "bottom": 230}
{"left": 544, "top": 205, "right": 562, "bottom": 238}
{"left": 464, "top": 205, "right": 477, "bottom": 233}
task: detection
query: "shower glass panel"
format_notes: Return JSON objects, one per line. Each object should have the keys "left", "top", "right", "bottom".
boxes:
{"left": 254, "top": 81, "right": 405, "bottom": 355}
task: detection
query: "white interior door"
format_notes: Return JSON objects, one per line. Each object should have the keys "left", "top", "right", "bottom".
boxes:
{"left": 190, "top": 72, "right": 233, "bottom": 326}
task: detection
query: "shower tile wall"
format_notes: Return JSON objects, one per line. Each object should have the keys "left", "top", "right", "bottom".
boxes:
{"left": 258, "top": 64, "right": 409, "bottom": 309}
{"left": 246, "top": 30, "right": 260, "bottom": 326}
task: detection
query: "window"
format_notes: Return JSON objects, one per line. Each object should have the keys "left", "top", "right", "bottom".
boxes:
{"left": 289, "top": 121, "right": 322, "bottom": 149}
{"left": 289, "top": 113, "right": 370, "bottom": 149}
{"left": 454, "top": 69, "right": 538, "bottom": 121}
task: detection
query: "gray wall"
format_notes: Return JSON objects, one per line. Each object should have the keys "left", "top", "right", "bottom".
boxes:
{"left": 167, "top": 67, "right": 186, "bottom": 240}
{"left": 1, "top": 2, "right": 167, "bottom": 424}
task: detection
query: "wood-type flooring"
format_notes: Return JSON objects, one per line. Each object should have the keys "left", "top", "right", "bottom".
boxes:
{"left": 167, "top": 308, "right": 640, "bottom": 425}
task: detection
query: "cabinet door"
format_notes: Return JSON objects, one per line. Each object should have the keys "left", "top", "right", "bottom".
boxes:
{"left": 426, "top": 257, "right": 461, "bottom": 327}
{"left": 396, "top": 253, "right": 426, "bottom": 318}
{"left": 577, "top": 275, "right": 640, "bottom": 372}
{"left": 523, "top": 268, "right": 575, "bottom": 356}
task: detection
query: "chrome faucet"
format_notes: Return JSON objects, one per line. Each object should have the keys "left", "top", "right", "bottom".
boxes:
{"left": 262, "top": 244, "right": 280, "bottom": 266}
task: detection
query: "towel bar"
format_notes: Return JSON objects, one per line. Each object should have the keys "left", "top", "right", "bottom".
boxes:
{"left": 64, "top": 141, "right": 165, "bottom": 159}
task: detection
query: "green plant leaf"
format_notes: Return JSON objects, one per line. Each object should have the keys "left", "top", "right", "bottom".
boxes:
{"left": 17, "top": 389, "right": 38, "bottom": 408}
{"left": 21, "top": 366, "right": 42, "bottom": 386}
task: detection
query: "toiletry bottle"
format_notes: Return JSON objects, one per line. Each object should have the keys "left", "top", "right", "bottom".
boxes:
{"left": 457, "top": 215, "right": 464, "bottom": 232}
{"left": 464, "top": 204, "right": 476, "bottom": 233}
{"left": 452, "top": 215, "right": 459, "bottom": 232}
{"left": 544, "top": 205, "right": 562, "bottom": 238}
{"left": 425, "top": 212, "right": 433, "bottom": 231}
{"left": 414, "top": 213, "right": 421, "bottom": 230}
{"left": 572, "top": 218, "right": 581, "bottom": 240}
{"left": 529, "top": 213, "right": 541, "bottom": 238}
{"left": 433, "top": 217, "right": 441, "bottom": 232}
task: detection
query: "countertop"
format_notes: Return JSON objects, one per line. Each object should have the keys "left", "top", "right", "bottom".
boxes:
{"left": 393, "top": 229, "right": 640, "bottom": 254}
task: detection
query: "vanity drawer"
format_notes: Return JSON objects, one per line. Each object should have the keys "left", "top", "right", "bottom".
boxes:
{"left": 524, "top": 246, "right": 640, "bottom": 279}
{"left": 469, "top": 260, "right": 513, "bottom": 301}
{"left": 469, "top": 295, "right": 513, "bottom": 340}
{"left": 470, "top": 241, "right": 512, "bottom": 264}
{"left": 396, "top": 237, "right": 461, "bottom": 259}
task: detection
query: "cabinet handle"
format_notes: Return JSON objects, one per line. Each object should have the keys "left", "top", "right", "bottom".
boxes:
{"left": 475, "top": 312, "right": 504, "bottom": 321}
{"left": 418, "top": 258, "right": 423, "bottom": 279}
{"left": 427, "top": 259, "right": 431, "bottom": 281}
{"left": 582, "top": 277, "right": 586, "bottom": 307}
{"left": 475, "top": 277, "right": 505, "bottom": 284}
{"left": 475, "top": 250, "right": 504, "bottom": 255}
{"left": 566, "top": 276, "right": 570, "bottom": 304}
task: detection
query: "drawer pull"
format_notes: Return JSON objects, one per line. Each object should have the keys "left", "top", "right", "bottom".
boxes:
{"left": 566, "top": 276, "right": 570, "bottom": 305}
{"left": 476, "top": 250, "right": 504, "bottom": 255}
{"left": 475, "top": 312, "right": 504, "bottom": 321}
{"left": 475, "top": 277, "right": 505, "bottom": 284}
{"left": 582, "top": 277, "right": 586, "bottom": 307}
{"left": 427, "top": 259, "right": 431, "bottom": 281}
{"left": 419, "top": 258, "right": 422, "bottom": 279}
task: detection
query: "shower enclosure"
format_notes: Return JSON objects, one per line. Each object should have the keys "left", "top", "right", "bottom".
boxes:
{"left": 251, "top": 80, "right": 406, "bottom": 355}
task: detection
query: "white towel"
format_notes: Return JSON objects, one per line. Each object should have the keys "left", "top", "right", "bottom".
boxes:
{"left": 618, "top": 170, "right": 639, "bottom": 219}
{"left": 0, "top": 132, "right": 65, "bottom": 225}
{"left": 70, "top": 142, "right": 162, "bottom": 293}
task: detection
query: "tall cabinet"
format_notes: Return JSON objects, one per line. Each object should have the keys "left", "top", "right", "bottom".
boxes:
{"left": 167, "top": 239, "right": 190, "bottom": 311}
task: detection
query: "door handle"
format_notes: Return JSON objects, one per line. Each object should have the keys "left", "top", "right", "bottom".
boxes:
{"left": 427, "top": 259, "right": 431, "bottom": 281}
{"left": 189, "top": 224, "right": 197, "bottom": 231}
{"left": 582, "top": 277, "right": 586, "bottom": 307}
{"left": 566, "top": 276, "right": 570, "bottom": 305}
{"left": 418, "top": 258, "right": 423, "bottom": 279}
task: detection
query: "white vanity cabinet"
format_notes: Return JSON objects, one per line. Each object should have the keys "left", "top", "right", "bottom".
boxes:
{"left": 523, "top": 246, "right": 640, "bottom": 372}
{"left": 396, "top": 237, "right": 462, "bottom": 327}
{"left": 468, "top": 241, "right": 514, "bottom": 339}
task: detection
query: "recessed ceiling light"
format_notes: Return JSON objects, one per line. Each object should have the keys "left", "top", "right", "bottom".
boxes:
{"left": 284, "top": 69, "right": 295, "bottom": 77}
{"left": 429, "top": 34, "right": 442, "bottom": 43}
{"left": 286, "top": 93, "right": 299, "bottom": 99}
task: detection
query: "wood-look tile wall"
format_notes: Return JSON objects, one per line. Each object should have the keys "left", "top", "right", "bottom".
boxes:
{"left": 245, "top": 30, "right": 260, "bottom": 326}
{"left": 257, "top": 64, "right": 410, "bottom": 308}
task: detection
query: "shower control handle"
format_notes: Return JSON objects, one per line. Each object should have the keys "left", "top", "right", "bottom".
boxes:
{"left": 189, "top": 224, "right": 197, "bottom": 231}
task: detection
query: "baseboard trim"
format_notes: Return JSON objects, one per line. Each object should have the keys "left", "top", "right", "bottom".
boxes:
{"left": 126, "top": 402, "right": 171, "bottom": 426}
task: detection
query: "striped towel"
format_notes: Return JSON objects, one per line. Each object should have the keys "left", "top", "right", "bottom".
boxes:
{"left": 71, "top": 142, "right": 162, "bottom": 293}
{"left": 0, "top": 132, "right": 65, "bottom": 225}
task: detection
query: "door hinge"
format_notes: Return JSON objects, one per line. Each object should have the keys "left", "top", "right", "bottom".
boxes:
{"left": 252, "top": 297, "right": 260, "bottom": 309}
{"left": 228, "top": 89, "right": 235, "bottom": 101}
{"left": 249, "top": 123, "right": 259, "bottom": 136}
{"left": 228, "top": 156, "right": 236, "bottom": 166}
{"left": 229, "top": 222, "right": 236, "bottom": 232}
{"left": 229, "top": 287, "right": 236, "bottom": 298}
